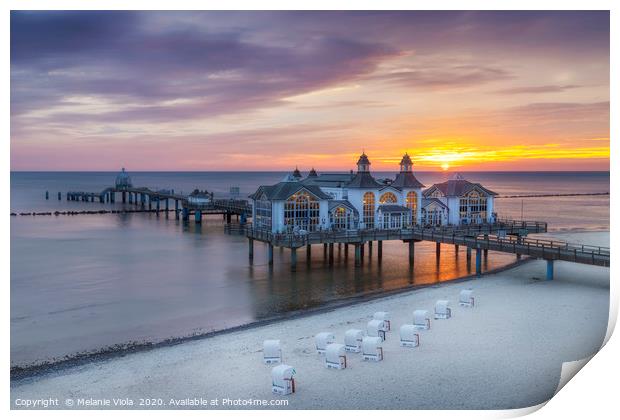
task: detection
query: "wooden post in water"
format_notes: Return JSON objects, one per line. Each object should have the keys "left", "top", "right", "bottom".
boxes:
{"left": 368, "top": 241, "right": 373, "bottom": 258}
{"left": 344, "top": 243, "right": 349, "bottom": 259}
{"left": 268, "top": 244, "right": 273, "bottom": 266}
{"left": 58, "top": 192, "right": 61, "bottom": 200}
{"left": 194, "top": 209, "right": 202, "bottom": 223}
{"left": 476, "top": 248, "right": 482, "bottom": 277}
{"left": 45, "top": 191, "right": 49, "bottom": 200}
{"left": 306, "top": 244, "right": 311, "bottom": 261}
{"left": 328, "top": 243, "right": 334, "bottom": 265}
{"left": 435, "top": 242, "right": 441, "bottom": 259}
{"left": 175, "top": 200, "right": 179, "bottom": 219}
{"left": 408, "top": 240, "right": 415, "bottom": 267}
{"left": 354, "top": 243, "right": 361, "bottom": 267}
{"left": 378, "top": 240, "right": 383, "bottom": 263}
{"left": 248, "top": 238, "right": 254, "bottom": 262}
{"left": 290, "top": 247, "right": 297, "bottom": 271}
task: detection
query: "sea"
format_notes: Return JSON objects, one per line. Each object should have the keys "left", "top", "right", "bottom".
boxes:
{"left": 10, "top": 171, "right": 609, "bottom": 368}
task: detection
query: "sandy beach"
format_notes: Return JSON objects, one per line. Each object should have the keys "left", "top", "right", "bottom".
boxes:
{"left": 11, "top": 231, "right": 609, "bottom": 410}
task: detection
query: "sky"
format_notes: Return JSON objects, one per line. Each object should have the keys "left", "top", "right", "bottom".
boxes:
{"left": 10, "top": 11, "right": 610, "bottom": 171}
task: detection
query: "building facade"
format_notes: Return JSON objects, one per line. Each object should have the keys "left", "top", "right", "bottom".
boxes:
{"left": 249, "top": 153, "right": 496, "bottom": 232}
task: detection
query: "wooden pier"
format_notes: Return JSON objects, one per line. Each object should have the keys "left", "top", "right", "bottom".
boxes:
{"left": 246, "top": 220, "right": 610, "bottom": 276}
{"left": 64, "top": 187, "right": 252, "bottom": 224}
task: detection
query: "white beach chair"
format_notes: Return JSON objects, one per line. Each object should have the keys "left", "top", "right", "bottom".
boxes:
{"left": 344, "top": 329, "right": 363, "bottom": 353}
{"left": 315, "top": 332, "right": 335, "bottom": 354}
{"left": 434, "top": 300, "right": 452, "bottom": 319}
{"left": 459, "top": 289, "right": 475, "bottom": 307}
{"left": 367, "top": 319, "right": 387, "bottom": 341}
{"left": 325, "top": 343, "right": 347, "bottom": 370}
{"left": 263, "top": 339, "right": 282, "bottom": 364}
{"left": 362, "top": 336, "right": 384, "bottom": 361}
{"left": 399, "top": 324, "right": 420, "bottom": 348}
{"left": 271, "top": 364, "right": 296, "bottom": 396}
{"left": 413, "top": 309, "right": 431, "bottom": 330}
{"left": 373, "top": 311, "right": 391, "bottom": 331}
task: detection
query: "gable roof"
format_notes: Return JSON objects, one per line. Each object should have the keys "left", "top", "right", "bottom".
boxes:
{"left": 249, "top": 181, "right": 332, "bottom": 201}
{"left": 346, "top": 172, "right": 383, "bottom": 188}
{"left": 422, "top": 197, "right": 449, "bottom": 209}
{"left": 423, "top": 179, "right": 497, "bottom": 198}
{"left": 328, "top": 200, "right": 359, "bottom": 215}
{"left": 392, "top": 172, "right": 425, "bottom": 189}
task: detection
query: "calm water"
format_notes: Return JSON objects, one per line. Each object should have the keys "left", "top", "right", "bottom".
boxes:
{"left": 10, "top": 171, "right": 609, "bottom": 366}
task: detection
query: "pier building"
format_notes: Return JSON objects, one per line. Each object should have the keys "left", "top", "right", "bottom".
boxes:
{"left": 248, "top": 152, "right": 497, "bottom": 233}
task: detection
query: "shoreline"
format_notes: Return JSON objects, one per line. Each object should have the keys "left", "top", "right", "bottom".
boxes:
{"left": 11, "top": 255, "right": 534, "bottom": 382}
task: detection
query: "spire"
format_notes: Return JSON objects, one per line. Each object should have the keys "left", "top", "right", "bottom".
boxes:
{"left": 357, "top": 152, "right": 371, "bottom": 173}
{"left": 292, "top": 166, "right": 302, "bottom": 179}
{"left": 308, "top": 167, "right": 318, "bottom": 177}
{"left": 399, "top": 153, "right": 413, "bottom": 172}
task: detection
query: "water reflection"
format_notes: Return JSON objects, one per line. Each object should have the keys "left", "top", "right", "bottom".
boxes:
{"left": 11, "top": 213, "right": 515, "bottom": 365}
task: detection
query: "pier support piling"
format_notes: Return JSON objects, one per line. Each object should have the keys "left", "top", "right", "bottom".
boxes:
{"left": 58, "top": 192, "right": 62, "bottom": 200}
{"left": 226, "top": 212, "right": 232, "bottom": 224}
{"left": 454, "top": 244, "right": 459, "bottom": 254}
{"left": 195, "top": 210, "right": 202, "bottom": 223}
{"left": 268, "top": 244, "right": 273, "bottom": 266}
{"left": 378, "top": 240, "right": 383, "bottom": 262}
{"left": 175, "top": 200, "right": 179, "bottom": 219}
{"left": 408, "top": 240, "right": 415, "bottom": 267}
{"left": 328, "top": 243, "right": 334, "bottom": 265}
{"left": 248, "top": 239, "right": 254, "bottom": 262}
{"left": 45, "top": 191, "right": 49, "bottom": 200}
{"left": 344, "top": 243, "right": 349, "bottom": 260}
{"left": 182, "top": 207, "right": 189, "bottom": 222}
{"left": 354, "top": 244, "right": 361, "bottom": 267}
{"left": 546, "top": 259, "right": 554, "bottom": 280}
{"left": 306, "top": 244, "right": 311, "bottom": 261}
{"left": 323, "top": 243, "right": 328, "bottom": 259}
{"left": 368, "top": 241, "right": 373, "bottom": 258}
{"left": 476, "top": 248, "right": 482, "bottom": 277}
{"left": 435, "top": 242, "right": 441, "bottom": 259}
{"left": 291, "top": 248, "right": 297, "bottom": 271}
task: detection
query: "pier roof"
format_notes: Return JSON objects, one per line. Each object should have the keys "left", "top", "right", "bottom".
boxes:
{"left": 346, "top": 172, "right": 383, "bottom": 189}
{"left": 377, "top": 204, "right": 411, "bottom": 213}
{"left": 392, "top": 172, "right": 425, "bottom": 189}
{"left": 423, "top": 178, "right": 497, "bottom": 198}
{"left": 421, "top": 197, "right": 449, "bottom": 209}
{"left": 303, "top": 173, "right": 354, "bottom": 188}
{"left": 250, "top": 181, "right": 331, "bottom": 201}
{"left": 328, "top": 199, "right": 359, "bottom": 215}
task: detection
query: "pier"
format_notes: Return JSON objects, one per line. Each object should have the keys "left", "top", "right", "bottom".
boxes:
{"left": 246, "top": 220, "right": 610, "bottom": 274}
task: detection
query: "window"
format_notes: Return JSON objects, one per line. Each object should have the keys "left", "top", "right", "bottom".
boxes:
{"left": 379, "top": 192, "right": 397, "bottom": 204}
{"left": 459, "top": 190, "right": 487, "bottom": 222}
{"left": 363, "top": 192, "right": 375, "bottom": 228}
{"left": 284, "top": 191, "right": 320, "bottom": 232}
{"left": 406, "top": 191, "right": 418, "bottom": 218}
{"left": 330, "top": 206, "right": 355, "bottom": 230}
{"left": 254, "top": 195, "right": 272, "bottom": 230}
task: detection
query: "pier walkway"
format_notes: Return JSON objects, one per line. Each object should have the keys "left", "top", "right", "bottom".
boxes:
{"left": 246, "top": 220, "right": 609, "bottom": 276}
{"left": 64, "top": 187, "right": 251, "bottom": 223}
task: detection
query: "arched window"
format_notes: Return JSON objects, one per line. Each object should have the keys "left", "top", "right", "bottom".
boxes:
{"left": 363, "top": 192, "right": 375, "bottom": 228}
{"left": 379, "top": 192, "right": 397, "bottom": 204}
{"left": 284, "top": 191, "right": 320, "bottom": 232}
{"left": 330, "top": 206, "right": 355, "bottom": 230}
{"left": 406, "top": 191, "right": 418, "bottom": 215}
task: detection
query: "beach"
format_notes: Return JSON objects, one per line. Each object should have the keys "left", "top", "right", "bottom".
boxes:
{"left": 10, "top": 231, "right": 610, "bottom": 410}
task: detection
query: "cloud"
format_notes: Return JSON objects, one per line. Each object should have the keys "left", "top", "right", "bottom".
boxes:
{"left": 11, "top": 11, "right": 399, "bottom": 124}
{"left": 373, "top": 64, "right": 513, "bottom": 90}
{"left": 494, "top": 84, "right": 582, "bottom": 94}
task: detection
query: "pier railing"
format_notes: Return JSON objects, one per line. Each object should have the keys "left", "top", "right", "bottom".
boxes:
{"left": 246, "top": 220, "right": 547, "bottom": 248}
{"left": 245, "top": 221, "right": 608, "bottom": 267}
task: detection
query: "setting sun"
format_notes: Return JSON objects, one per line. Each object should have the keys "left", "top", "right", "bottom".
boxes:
{"left": 441, "top": 163, "right": 450, "bottom": 171}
